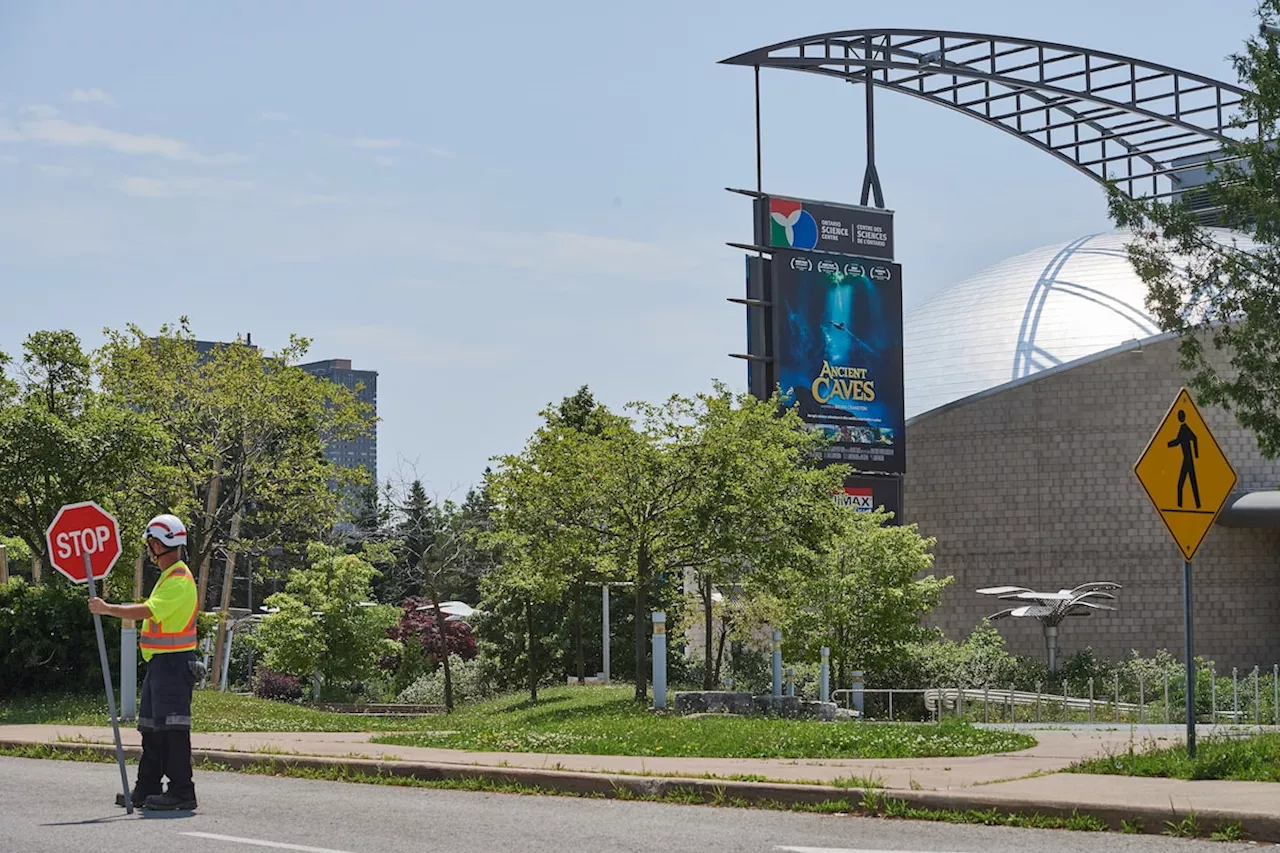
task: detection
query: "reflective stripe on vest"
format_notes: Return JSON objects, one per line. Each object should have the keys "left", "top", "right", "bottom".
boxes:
{"left": 140, "top": 567, "right": 198, "bottom": 652}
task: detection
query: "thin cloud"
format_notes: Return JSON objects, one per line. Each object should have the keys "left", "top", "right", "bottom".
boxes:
{"left": 9, "top": 118, "right": 239, "bottom": 164}
{"left": 70, "top": 88, "right": 115, "bottom": 105}
{"left": 21, "top": 104, "right": 60, "bottom": 119}
{"left": 36, "top": 164, "right": 84, "bottom": 178}
{"left": 288, "top": 193, "right": 345, "bottom": 206}
{"left": 350, "top": 137, "right": 413, "bottom": 149}
{"left": 0, "top": 154, "right": 17, "bottom": 164}
{"left": 256, "top": 109, "right": 292, "bottom": 122}
{"left": 110, "top": 174, "right": 254, "bottom": 198}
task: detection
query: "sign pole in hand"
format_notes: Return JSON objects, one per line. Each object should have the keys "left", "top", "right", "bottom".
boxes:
{"left": 46, "top": 501, "right": 132, "bottom": 815}
{"left": 83, "top": 549, "right": 133, "bottom": 814}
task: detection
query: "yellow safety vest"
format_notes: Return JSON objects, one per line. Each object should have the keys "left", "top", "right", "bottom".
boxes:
{"left": 140, "top": 564, "right": 198, "bottom": 657}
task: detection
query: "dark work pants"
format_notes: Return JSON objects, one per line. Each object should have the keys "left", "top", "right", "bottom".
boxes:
{"left": 136, "top": 650, "right": 196, "bottom": 800}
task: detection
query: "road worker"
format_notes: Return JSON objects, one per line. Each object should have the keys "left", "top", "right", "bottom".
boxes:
{"left": 90, "top": 513, "right": 201, "bottom": 811}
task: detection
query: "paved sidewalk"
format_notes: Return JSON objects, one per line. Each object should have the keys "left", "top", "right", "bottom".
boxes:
{"left": 3, "top": 723, "right": 1279, "bottom": 842}
{"left": 0, "top": 722, "right": 1164, "bottom": 790}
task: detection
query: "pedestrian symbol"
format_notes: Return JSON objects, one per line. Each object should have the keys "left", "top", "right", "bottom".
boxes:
{"left": 1169, "top": 409, "right": 1201, "bottom": 509}
{"left": 1134, "top": 388, "right": 1237, "bottom": 561}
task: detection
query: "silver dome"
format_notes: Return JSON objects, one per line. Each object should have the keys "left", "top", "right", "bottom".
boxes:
{"left": 904, "top": 230, "right": 1164, "bottom": 420}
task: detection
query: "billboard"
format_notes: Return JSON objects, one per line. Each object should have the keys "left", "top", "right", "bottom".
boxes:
{"left": 754, "top": 194, "right": 894, "bottom": 261}
{"left": 773, "top": 249, "right": 905, "bottom": 474}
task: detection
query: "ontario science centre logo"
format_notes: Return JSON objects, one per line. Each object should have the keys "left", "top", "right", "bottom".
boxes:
{"left": 770, "top": 199, "right": 818, "bottom": 250}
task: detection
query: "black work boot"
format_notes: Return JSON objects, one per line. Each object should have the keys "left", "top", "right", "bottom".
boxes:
{"left": 115, "top": 788, "right": 153, "bottom": 808}
{"left": 143, "top": 792, "right": 197, "bottom": 811}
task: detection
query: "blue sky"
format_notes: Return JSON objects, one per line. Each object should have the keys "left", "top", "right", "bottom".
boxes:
{"left": 0, "top": 0, "right": 1259, "bottom": 495}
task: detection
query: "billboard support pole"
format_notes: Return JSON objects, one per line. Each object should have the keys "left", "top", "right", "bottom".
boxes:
{"left": 861, "top": 48, "right": 885, "bottom": 209}
{"left": 754, "top": 65, "right": 763, "bottom": 195}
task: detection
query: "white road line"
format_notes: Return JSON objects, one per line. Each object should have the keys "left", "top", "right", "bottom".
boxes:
{"left": 181, "top": 832, "right": 360, "bottom": 853}
{"left": 777, "top": 848, "right": 965, "bottom": 853}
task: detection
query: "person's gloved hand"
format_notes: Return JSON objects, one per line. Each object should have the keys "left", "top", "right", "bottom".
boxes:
{"left": 187, "top": 660, "right": 208, "bottom": 682}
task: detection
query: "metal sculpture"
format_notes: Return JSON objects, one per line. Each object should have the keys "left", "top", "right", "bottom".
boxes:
{"left": 977, "top": 582, "right": 1122, "bottom": 672}
{"left": 722, "top": 30, "right": 1253, "bottom": 204}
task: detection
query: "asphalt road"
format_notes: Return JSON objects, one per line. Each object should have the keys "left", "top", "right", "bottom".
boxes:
{"left": 0, "top": 756, "right": 1250, "bottom": 853}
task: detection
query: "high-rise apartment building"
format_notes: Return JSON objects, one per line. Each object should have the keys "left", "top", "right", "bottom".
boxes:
{"left": 298, "top": 359, "right": 379, "bottom": 484}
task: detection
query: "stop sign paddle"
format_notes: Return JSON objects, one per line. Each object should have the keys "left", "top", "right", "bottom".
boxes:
{"left": 45, "top": 501, "right": 122, "bottom": 584}
{"left": 45, "top": 500, "right": 133, "bottom": 813}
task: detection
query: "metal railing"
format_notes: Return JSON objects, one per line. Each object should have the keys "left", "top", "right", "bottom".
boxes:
{"left": 825, "top": 664, "right": 1280, "bottom": 725}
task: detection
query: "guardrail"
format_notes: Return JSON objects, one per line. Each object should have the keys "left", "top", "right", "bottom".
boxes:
{"left": 828, "top": 666, "right": 1280, "bottom": 725}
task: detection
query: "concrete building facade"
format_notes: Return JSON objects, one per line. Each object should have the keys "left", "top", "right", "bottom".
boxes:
{"left": 901, "top": 232, "right": 1280, "bottom": 670}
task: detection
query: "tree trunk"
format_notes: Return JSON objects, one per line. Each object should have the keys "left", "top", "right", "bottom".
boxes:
{"left": 424, "top": 576, "right": 453, "bottom": 712}
{"left": 526, "top": 597, "right": 538, "bottom": 702}
{"left": 714, "top": 618, "right": 730, "bottom": 687}
{"left": 706, "top": 573, "right": 716, "bottom": 686}
{"left": 196, "top": 463, "right": 223, "bottom": 611}
{"left": 441, "top": 633, "right": 454, "bottom": 713}
{"left": 574, "top": 582, "right": 585, "bottom": 684}
{"left": 209, "top": 508, "right": 243, "bottom": 691}
{"left": 633, "top": 544, "right": 650, "bottom": 703}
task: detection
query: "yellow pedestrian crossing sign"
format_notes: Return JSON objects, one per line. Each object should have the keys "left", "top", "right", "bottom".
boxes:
{"left": 1134, "top": 388, "right": 1237, "bottom": 561}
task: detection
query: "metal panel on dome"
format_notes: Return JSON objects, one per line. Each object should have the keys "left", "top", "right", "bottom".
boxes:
{"left": 903, "top": 230, "right": 1165, "bottom": 420}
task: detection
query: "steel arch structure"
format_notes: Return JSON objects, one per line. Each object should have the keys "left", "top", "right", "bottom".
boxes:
{"left": 722, "top": 29, "right": 1255, "bottom": 200}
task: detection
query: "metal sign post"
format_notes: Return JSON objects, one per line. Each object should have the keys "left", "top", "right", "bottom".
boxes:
{"left": 83, "top": 550, "right": 133, "bottom": 813}
{"left": 1182, "top": 558, "right": 1196, "bottom": 756}
{"left": 1135, "top": 388, "right": 1237, "bottom": 759}
{"left": 46, "top": 501, "right": 131, "bottom": 812}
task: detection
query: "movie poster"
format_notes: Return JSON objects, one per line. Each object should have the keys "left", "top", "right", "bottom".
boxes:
{"left": 772, "top": 250, "right": 905, "bottom": 474}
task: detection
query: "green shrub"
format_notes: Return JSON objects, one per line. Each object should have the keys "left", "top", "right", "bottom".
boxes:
{"left": 723, "top": 644, "right": 772, "bottom": 694}
{"left": 0, "top": 578, "right": 122, "bottom": 696}
{"left": 395, "top": 654, "right": 496, "bottom": 706}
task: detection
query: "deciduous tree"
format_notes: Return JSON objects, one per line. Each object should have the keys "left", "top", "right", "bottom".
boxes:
{"left": 1107, "top": 5, "right": 1280, "bottom": 456}
{"left": 97, "top": 319, "right": 374, "bottom": 611}
{"left": 0, "top": 331, "right": 160, "bottom": 591}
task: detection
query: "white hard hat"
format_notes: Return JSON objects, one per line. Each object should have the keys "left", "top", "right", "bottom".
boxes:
{"left": 143, "top": 514, "right": 188, "bottom": 548}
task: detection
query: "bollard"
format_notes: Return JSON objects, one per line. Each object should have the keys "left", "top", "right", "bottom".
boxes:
{"left": 1211, "top": 667, "right": 1217, "bottom": 722}
{"left": 1165, "top": 673, "right": 1171, "bottom": 725}
{"left": 819, "top": 648, "right": 830, "bottom": 704}
{"left": 601, "top": 585, "right": 611, "bottom": 683}
{"left": 651, "top": 612, "right": 667, "bottom": 709}
{"left": 851, "top": 670, "right": 865, "bottom": 717}
{"left": 785, "top": 667, "right": 795, "bottom": 698}
{"left": 1035, "top": 682, "right": 1042, "bottom": 723}
{"left": 1233, "top": 667, "right": 1239, "bottom": 723}
{"left": 1089, "top": 678, "right": 1094, "bottom": 723}
{"left": 1009, "top": 683, "right": 1016, "bottom": 726}
{"left": 1115, "top": 674, "right": 1121, "bottom": 723}
{"left": 771, "top": 631, "right": 782, "bottom": 698}
{"left": 1248, "top": 665, "right": 1259, "bottom": 726}
{"left": 1062, "top": 682, "right": 1068, "bottom": 723}
{"left": 120, "top": 626, "right": 138, "bottom": 720}
{"left": 1139, "top": 676, "right": 1145, "bottom": 724}
{"left": 983, "top": 684, "right": 989, "bottom": 723}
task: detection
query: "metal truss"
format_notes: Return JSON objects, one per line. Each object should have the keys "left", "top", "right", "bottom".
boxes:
{"left": 722, "top": 30, "right": 1255, "bottom": 199}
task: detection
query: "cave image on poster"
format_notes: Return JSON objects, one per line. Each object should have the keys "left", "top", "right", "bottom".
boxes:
{"left": 773, "top": 250, "right": 905, "bottom": 474}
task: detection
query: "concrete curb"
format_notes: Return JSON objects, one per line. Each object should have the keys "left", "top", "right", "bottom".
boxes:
{"left": 4, "top": 738, "right": 1278, "bottom": 843}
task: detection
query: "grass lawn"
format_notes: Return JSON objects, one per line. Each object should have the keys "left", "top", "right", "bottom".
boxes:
{"left": 2, "top": 685, "right": 1036, "bottom": 759}
{"left": 0, "top": 691, "right": 438, "bottom": 734}
{"left": 369, "top": 686, "right": 1036, "bottom": 759}
{"left": 1069, "top": 732, "right": 1280, "bottom": 782}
